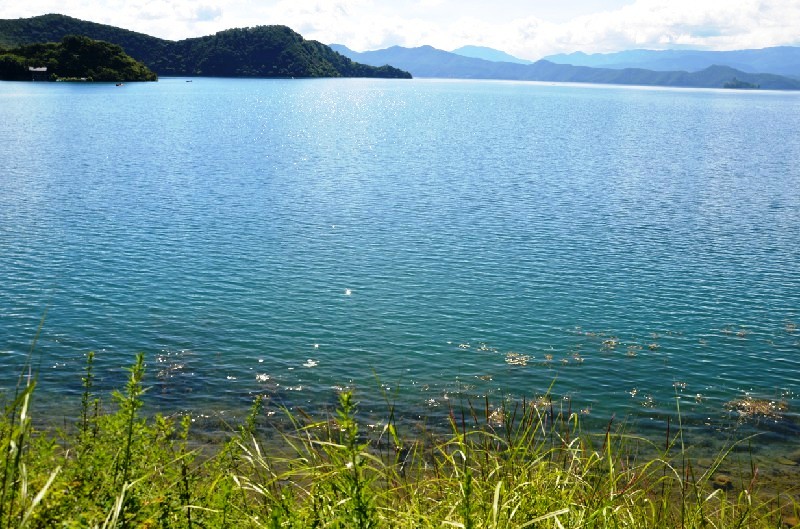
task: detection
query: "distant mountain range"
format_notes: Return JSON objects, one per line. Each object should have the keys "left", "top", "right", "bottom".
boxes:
{"left": 543, "top": 47, "right": 800, "bottom": 79}
{"left": 450, "top": 45, "right": 532, "bottom": 64}
{"left": 0, "top": 14, "right": 411, "bottom": 79}
{"left": 330, "top": 44, "right": 800, "bottom": 90}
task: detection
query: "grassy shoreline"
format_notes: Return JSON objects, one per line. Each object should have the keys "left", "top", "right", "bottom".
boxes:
{"left": 2, "top": 353, "right": 799, "bottom": 528}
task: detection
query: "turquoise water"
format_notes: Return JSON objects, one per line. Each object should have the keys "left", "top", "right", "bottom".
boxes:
{"left": 1, "top": 78, "right": 799, "bottom": 444}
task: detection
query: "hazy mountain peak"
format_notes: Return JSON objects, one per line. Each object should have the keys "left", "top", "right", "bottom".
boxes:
{"left": 331, "top": 43, "right": 800, "bottom": 89}
{"left": 543, "top": 46, "right": 800, "bottom": 78}
{"left": 451, "top": 45, "right": 532, "bottom": 64}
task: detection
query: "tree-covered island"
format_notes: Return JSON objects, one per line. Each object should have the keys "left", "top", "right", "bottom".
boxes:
{"left": 0, "top": 34, "right": 157, "bottom": 81}
{"left": 0, "top": 35, "right": 158, "bottom": 82}
{"left": 723, "top": 77, "right": 760, "bottom": 89}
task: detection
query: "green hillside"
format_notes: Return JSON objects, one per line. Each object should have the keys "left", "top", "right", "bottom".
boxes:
{"left": 0, "top": 34, "right": 157, "bottom": 81}
{"left": 0, "top": 14, "right": 411, "bottom": 79}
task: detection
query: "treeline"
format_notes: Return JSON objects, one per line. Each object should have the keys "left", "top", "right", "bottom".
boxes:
{"left": 0, "top": 34, "right": 157, "bottom": 81}
{"left": 0, "top": 14, "right": 412, "bottom": 79}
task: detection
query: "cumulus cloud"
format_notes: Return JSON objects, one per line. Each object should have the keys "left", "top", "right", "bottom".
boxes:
{"left": 244, "top": 0, "right": 441, "bottom": 50}
{"left": 491, "top": 0, "right": 800, "bottom": 58}
{"left": 192, "top": 5, "right": 223, "bottom": 23}
{"left": 2, "top": 0, "right": 799, "bottom": 54}
{"left": 254, "top": 0, "right": 800, "bottom": 58}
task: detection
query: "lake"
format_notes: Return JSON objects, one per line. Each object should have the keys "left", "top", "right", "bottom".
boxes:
{"left": 1, "top": 77, "right": 799, "bottom": 453}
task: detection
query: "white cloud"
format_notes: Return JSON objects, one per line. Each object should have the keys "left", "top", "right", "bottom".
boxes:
{"left": 2, "top": 0, "right": 799, "bottom": 55}
{"left": 248, "top": 0, "right": 442, "bottom": 50}
{"left": 498, "top": 0, "right": 800, "bottom": 58}
{"left": 271, "top": 0, "right": 800, "bottom": 59}
{"left": 193, "top": 5, "right": 223, "bottom": 23}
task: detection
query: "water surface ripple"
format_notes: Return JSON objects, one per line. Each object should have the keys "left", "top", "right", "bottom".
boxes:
{"left": 1, "top": 78, "right": 799, "bottom": 446}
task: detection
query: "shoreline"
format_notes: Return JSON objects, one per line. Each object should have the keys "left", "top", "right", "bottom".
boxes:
{"left": 5, "top": 356, "right": 799, "bottom": 527}
{"left": 18, "top": 365, "right": 800, "bottom": 500}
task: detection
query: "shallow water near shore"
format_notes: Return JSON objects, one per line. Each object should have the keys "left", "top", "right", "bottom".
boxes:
{"left": 1, "top": 78, "right": 799, "bottom": 464}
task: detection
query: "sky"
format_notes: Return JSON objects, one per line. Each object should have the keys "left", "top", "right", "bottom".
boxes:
{"left": 3, "top": 0, "right": 800, "bottom": 60}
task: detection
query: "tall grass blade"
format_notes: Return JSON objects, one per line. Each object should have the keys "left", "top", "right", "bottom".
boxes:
{"left": 19, "top": 466, "right": 61, "bottom": 528}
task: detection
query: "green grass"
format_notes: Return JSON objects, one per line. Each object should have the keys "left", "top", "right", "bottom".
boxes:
{"left": 1, "top": 354, "right": 798, "bottom": 528}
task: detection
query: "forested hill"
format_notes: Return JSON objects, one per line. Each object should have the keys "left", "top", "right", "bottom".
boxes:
{"left": 0, "top": 35, "right": 157, "bottom": 81}
{"left": 0, "top": 14, "right": 411, "bottom": 79}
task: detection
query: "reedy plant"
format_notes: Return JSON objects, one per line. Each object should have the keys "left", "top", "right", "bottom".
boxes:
{"left": 0, "top": 379, "right": 61, "bottom": 529}
{"left": 235, "top": 390, "right": 383, "bottom": 528}
{"left": 31, "top": 352, "right": 204, "bottom": 528}
{"left": 235, "top": 389, "right": 798, "bottom": 529}
{"left": 0, "top": 312, "right": 61, "bottom": 529}
{"left": 1, "top": 351, "right": 797, "bottom": 528}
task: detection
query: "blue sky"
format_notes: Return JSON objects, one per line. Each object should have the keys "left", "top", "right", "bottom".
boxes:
{"left": 2, "top": 0, "right": 799, "bottom": 59}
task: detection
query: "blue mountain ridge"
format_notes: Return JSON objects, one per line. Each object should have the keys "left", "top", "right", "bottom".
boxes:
{"left": 543, "top": 47, "right": 800, "bottom": 79}
{"left": 329, "top": 44, "right": 800, "bottom": 90}
{"left": 450, "top": 45, "right": 532, "bottom": 64}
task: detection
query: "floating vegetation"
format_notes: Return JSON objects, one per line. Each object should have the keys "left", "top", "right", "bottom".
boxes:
{"left": 673, "top": 381, "right": 687, "bottom": 390}
{"left": 627, "top": 345, "right": 641, "bottom": 357}
{"left": 648, "top": 343, "right": 660, "bottom": 350}
{"left": 155, "top": 349, "right": 191, "bottom": 380}
{"left": 787, "top": 321, "right": 797, "bottom": 334}
{"left": 255, "top": 373, "right": 270, "bottom": 382}
{"left": 458, "top": 343, "right": 471, "bottom": 349}
{"left": 505, "top": 352, "right": 530, "bottom": 366}
{"left": 602, "top": 338, "right": 619, "bottom": 350}
{"left": 487, "top": 407, "right": 504, "bottom": 425}
{"left": 530, "top": 395, "right": 553, "bottom": 409}
{"left": 724, "top": 396, "right": 789, "bottom": 420}
{"left": 721, "top": 325, "right": 749, "bottom": 338}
